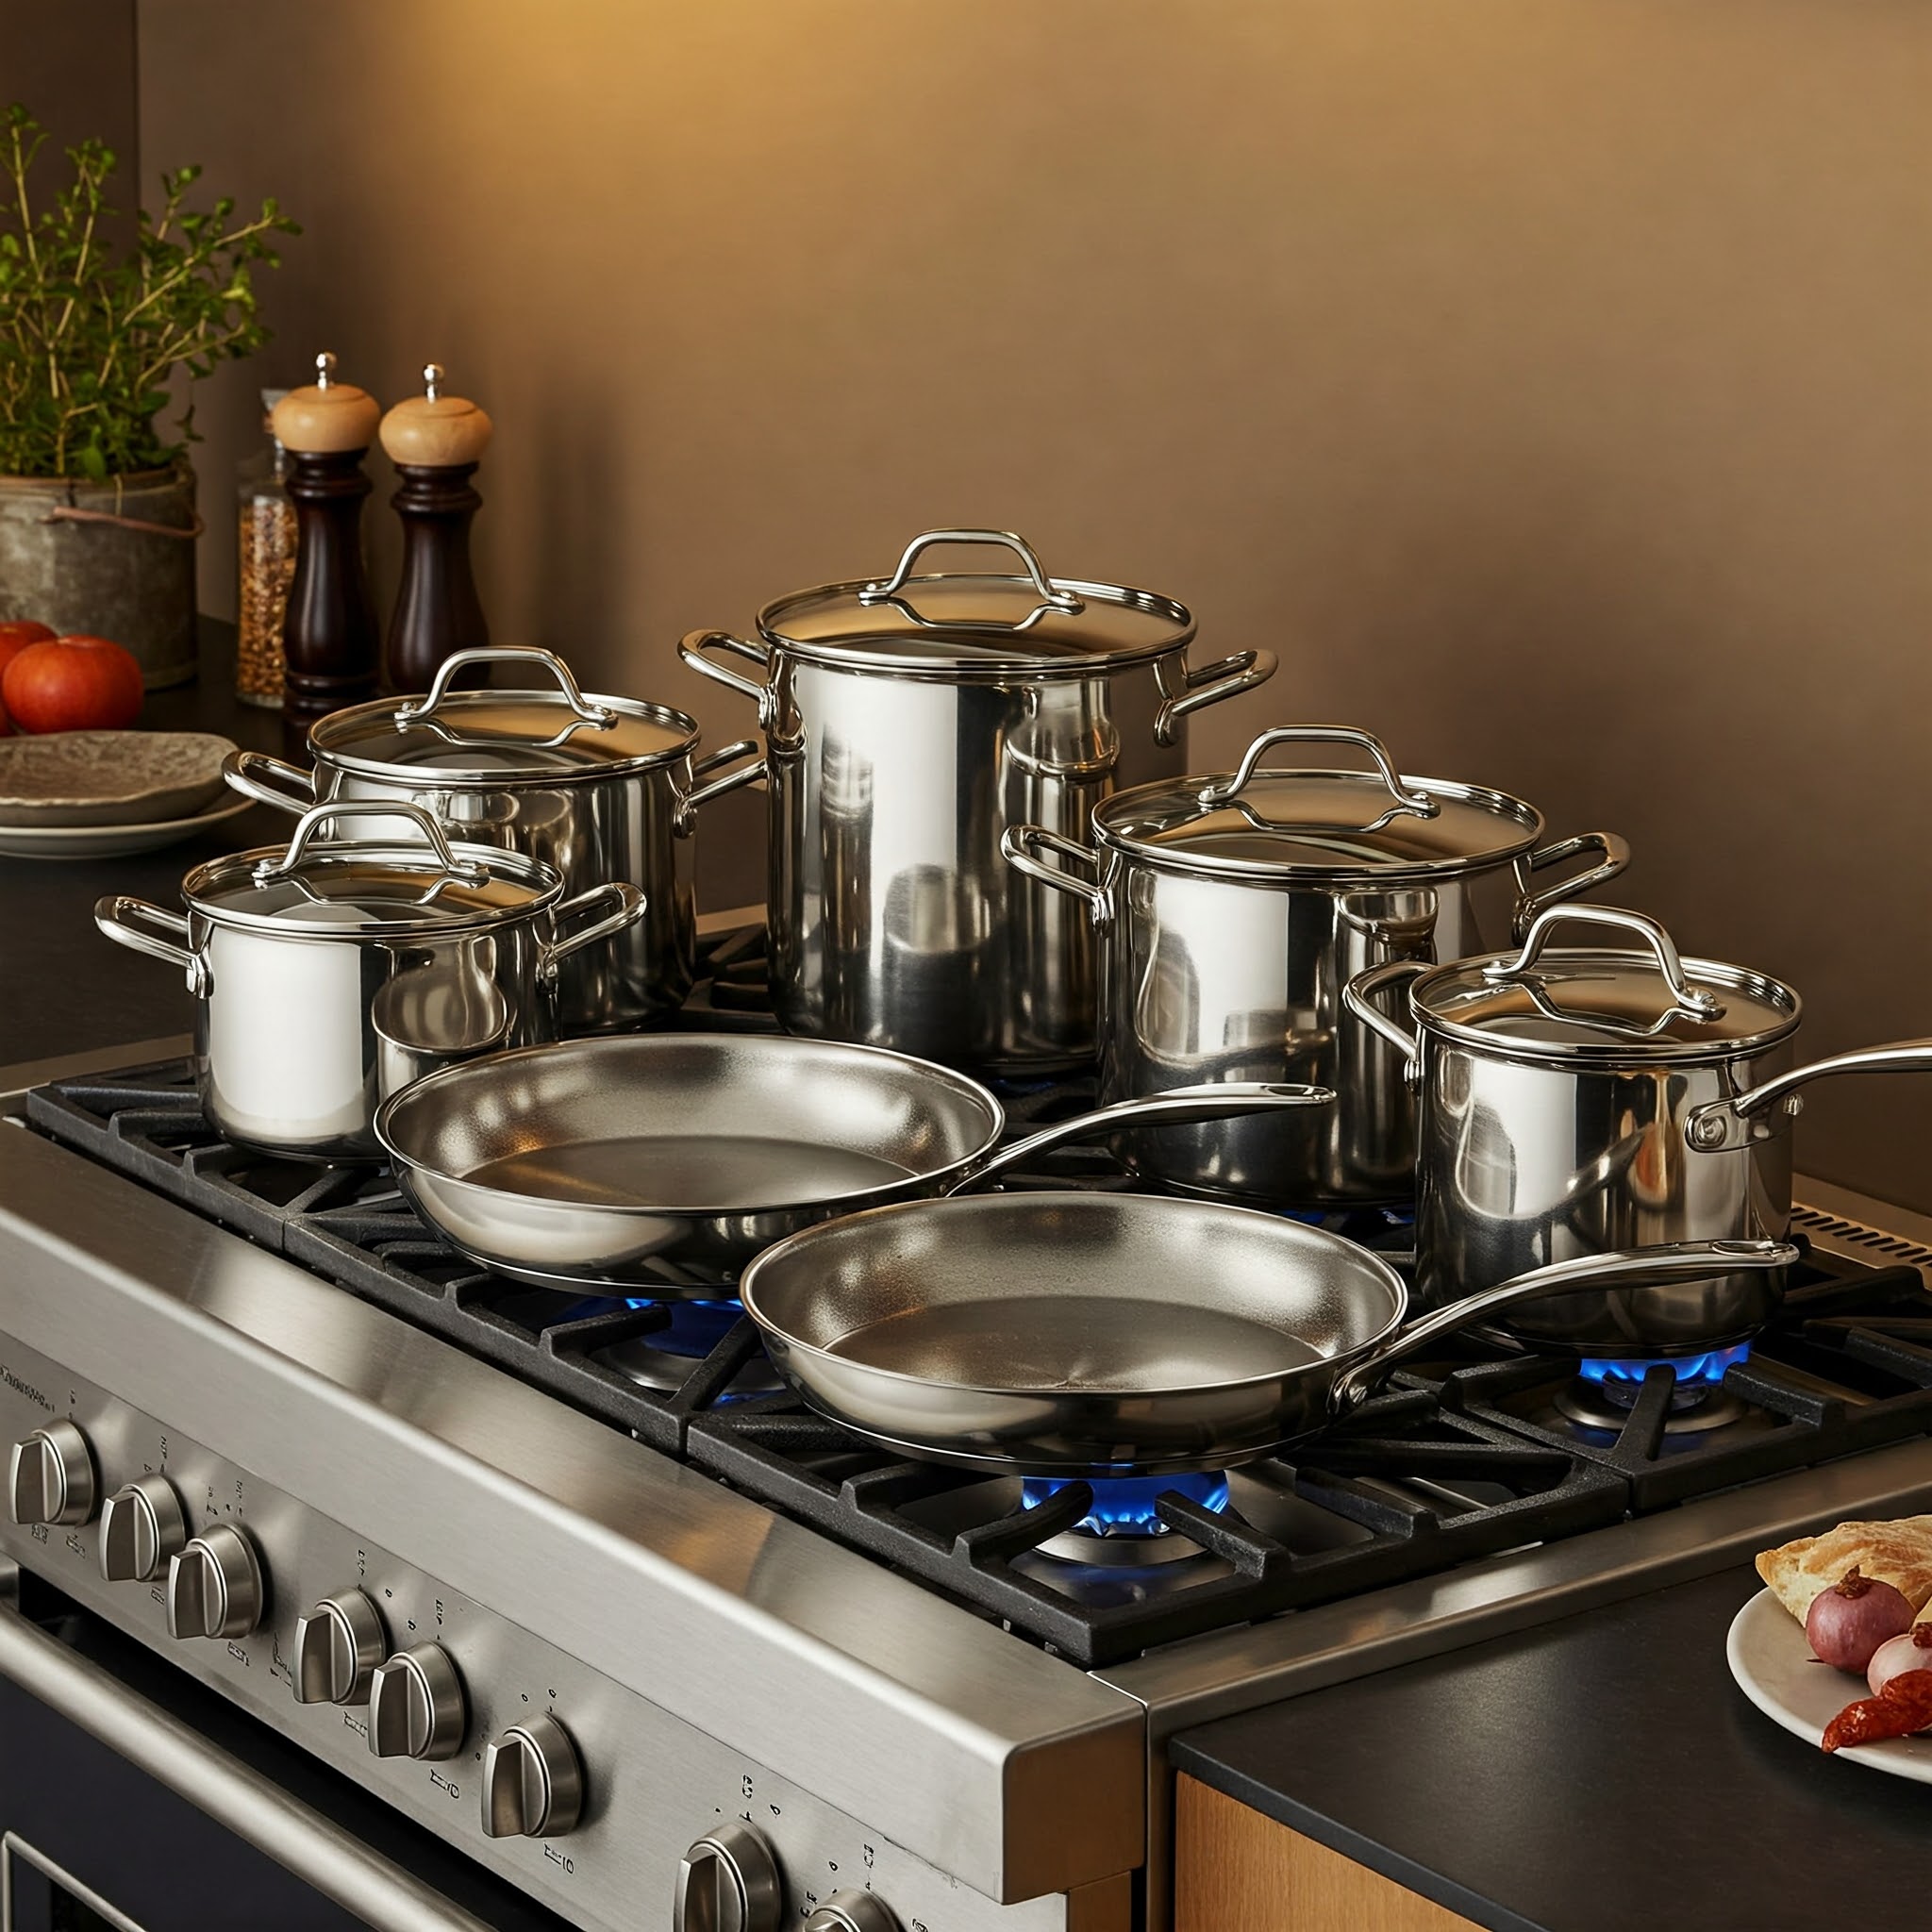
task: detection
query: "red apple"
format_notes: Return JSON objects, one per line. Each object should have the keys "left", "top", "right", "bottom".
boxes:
{"left": 1, "top": 633, "right": 145, "bottom": 734}
{"left": 0, "top": 620, "right": 58, "bottom": 733}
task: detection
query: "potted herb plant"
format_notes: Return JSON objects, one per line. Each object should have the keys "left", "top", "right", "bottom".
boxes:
{"left": 0, "top": 104, "right": 297, "bottom": 687}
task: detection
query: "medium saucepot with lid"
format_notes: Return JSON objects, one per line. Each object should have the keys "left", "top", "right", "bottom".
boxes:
{"left": 222, "top": 646, "right": 761, "bottom": 1033}
{"left": 1345, "top": 904, "right": 1932, "bottom": 1352}
{"left": 679, "top": 527, "right": 1276, "bottom": 1073}
{"left": 1004, "top": 724, "right": 1630, "bottom": 1207}
{"left": 95, "top": 800, "right": 645, "bottom": 1160}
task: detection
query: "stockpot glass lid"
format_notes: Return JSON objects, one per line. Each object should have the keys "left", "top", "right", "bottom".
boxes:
{"left": 1093, "top": 726, "right": 1542, "bottom": 880}
{"left": 755, "top": 528, "right": 1194, "bottom": 674}
{"left": 185, "top": 802, "right": 556, "bottom": 937}
{"left": 1411, "top": 906, "right": 1802, "bottom": 1061}
{"left": 310, "top": 648, "right": 697, "bottom": 784}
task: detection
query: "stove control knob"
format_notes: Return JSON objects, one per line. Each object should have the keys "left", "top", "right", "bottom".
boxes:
{"left": 99, "top": 1474, "right": 188, "bottom": 1582}
{"left": 675, "top": 1820, "right": 782, "bottom": 1932}
{"left": 806, "top": 1894, "right": 901, "bottom": 1932}
{"left": 482, "top": 1711, "right": 584, "bottom": 1839}
{"left": 293, "top": 1590, "right": 387, "bottom": 1707}
{"left": 368, "top": 1643, "right": 465, "bottom": 1760}
{"left": 8, "top": 1420, "right": 97, "bottom": 1528}
{"left": 165, "top": 1524, "right": 265, "bottom": 1640}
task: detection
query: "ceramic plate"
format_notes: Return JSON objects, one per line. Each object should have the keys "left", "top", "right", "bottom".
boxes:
{"left": 0, "top": 791, "right": 252, "bottom": 861}
{"left": 0, "top": 730, "right": 239, "bottom": 826}
{"left": 1727, "top": 1585, "right": 1932, "bottom": 1780}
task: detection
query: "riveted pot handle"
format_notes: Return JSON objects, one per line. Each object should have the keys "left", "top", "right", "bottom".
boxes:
{"left": 951, "top": 1082, "right": 1336, "bottom": 1193}
{"left": 1153, "top": 651, "right": 1280, "bottom": 747}
{"left": 1327, "top": 1239, "right": 1799, "bottom": 1414}
{"left": 1686, "top": 1040, "right": 1932, "bottom": 1152}
{"left": 541, "top": 882, "right": 648, "bottom": 978}
{"left": 675, "top": 740, "right": 767, "bottom": 838}
{"left": 858, "top": 529, "right": 1083, "bottom": 614}
{"left": 1483, "top": 904, "right": 1724, "bottom": 1020}
{"left": 255, "top": 800, "right": 491, "bottom": 886}
{"left": 94, "top": 896, "right": 208, "bottom": 995}
{"left": 1343, "top": 961, "right": 1428, "bottom": 1069}
{"left": 1197, "top": 724, "right": 1436, "bottom": 820}
{"left": 1513, "top": 831, "right": 1633, "bottom": 941}
{"left": 678, "top": 630, "right": 774, "bottom": 722}
{"left": 394, "top": 647, "right": 616, "bottom": 730}
{"left": 222, "top": 749, "right": 318, "bottom": 813}
{"left": 1000, "top": 825, "right": 1108, "bottom": 924}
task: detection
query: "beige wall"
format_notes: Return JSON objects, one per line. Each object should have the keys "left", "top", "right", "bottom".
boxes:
{"left": 136, "top": 1, "right": 1932, "bottom": 1205}
{"left": 0, "top": 2, "right": 138, "bottom": 238}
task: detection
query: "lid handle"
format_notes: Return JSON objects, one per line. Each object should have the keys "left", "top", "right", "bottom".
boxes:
{"left": 1482, "top": 905, "right": 1725, "bottom": 1021}
{"left": 858, "top": 529, "right": 1086, "bottom": 621}
{"left": 252, "top": 801, "right": 491, "bottom": 888}
{"left": 394, "top": 648, "right": 617, "bottom": 735}
{"left": 1197, "top": 726, "right": 1440, "bottom": 826}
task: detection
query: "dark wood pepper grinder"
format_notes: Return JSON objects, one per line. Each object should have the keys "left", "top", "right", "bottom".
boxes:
{"left": 379, "top": 363, "right": 494, "bottom": 691}
{"left": 271, "top": 352, "right": 383, "bottom": 721}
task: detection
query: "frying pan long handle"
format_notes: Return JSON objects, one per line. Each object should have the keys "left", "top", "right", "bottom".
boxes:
{"left": 952, "top": 1082, "right": 1336, "bottom": 1193}
{"left": 1325, "top": 1238, "right": 1800, "bottom": 1415}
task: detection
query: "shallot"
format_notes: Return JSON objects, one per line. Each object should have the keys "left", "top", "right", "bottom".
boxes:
{"left": 1867, "top": 1624, "right": 1932, "bottom": 1698}
{"left": 1806, "top": 1565, "right": 1916, "bottom": 1673}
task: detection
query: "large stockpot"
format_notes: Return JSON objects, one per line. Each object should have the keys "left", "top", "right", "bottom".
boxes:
{"left": 94, "top": 801, "right": 645, "bottom": 1161}
{"left": 678, "top": 527, "right": 1276, "bottom": 1073}
{"left": 1003, "top": 724, "right": 1630, "bottom": 1208}
{"left": 1345, "top": 904, "right": 1932, "bottom": 1354}
{"left": 222, "top": 646, "right": 762, "bottom": 1034}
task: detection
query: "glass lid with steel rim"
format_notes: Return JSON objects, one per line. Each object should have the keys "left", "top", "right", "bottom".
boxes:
{"left": 754, "top": 527, "right": 1195, "bottom": 672}
{"left": 1093, "top": 725, "right": 1545, "bottom": 879}
{"left": 186, "top": 802, "right": 556, "bottom": 935}
{"left": 1412, "top": 906, "right": 1802, "bottom": 1060}
{"left": 310, "top": 647, "right": 698, "bottom": 782}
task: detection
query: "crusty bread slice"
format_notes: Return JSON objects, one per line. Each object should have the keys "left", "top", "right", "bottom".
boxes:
{"left": 1756, "top": 1515, "right": 1932, "bottom": 1624}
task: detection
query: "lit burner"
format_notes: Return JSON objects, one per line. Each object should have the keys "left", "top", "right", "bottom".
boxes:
{"left": 603, "top": 1296, "right": 781, "bottom": 1398}
{"left": 1555, "top": 1342, "right": 1752, "bottom": 1434}
{"left": 1022, "top": 1471, "right": 1230, "bottom": 1540}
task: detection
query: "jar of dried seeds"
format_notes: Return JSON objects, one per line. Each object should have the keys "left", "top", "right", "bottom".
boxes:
{"left": 235, "top": 388, "right": 295, "bottom": 706}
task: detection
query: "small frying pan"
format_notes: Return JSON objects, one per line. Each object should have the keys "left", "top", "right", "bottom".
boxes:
{"left": 737, "top": 1194, "right": 1796, "bottom": 1475}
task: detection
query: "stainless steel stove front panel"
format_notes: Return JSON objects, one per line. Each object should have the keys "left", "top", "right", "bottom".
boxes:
{"left": 0, "top": 1125, "right": 1143, "bottom": 1910}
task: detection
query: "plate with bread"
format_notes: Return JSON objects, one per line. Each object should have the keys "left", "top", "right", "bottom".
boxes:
{"left": 1729, "top": 1514, "right": 1932, "bottom": 1774}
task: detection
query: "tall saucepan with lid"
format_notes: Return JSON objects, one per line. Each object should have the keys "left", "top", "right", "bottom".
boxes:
{"left": 1345, "top": 904, "right": 1932, "bottom": 1352}
{"left": 221, "top": 646, "right": 762, "bottom": 1033}
{"left": 1003, "top": 724, "right": 1629, "bottom": 1207}
{"left": 94, "top": 801, "right": 645, "bottom": 1160}
{"left": 678, "top": 528, "right": 1275, "bottom": 1073}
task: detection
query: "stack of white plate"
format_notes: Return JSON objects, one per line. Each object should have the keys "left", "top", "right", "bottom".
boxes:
{"left": 0, "top": 730, "right": 250, "bottom": 859}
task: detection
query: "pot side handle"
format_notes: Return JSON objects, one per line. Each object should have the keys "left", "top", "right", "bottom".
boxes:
{"left": 1153, "top": 649, "right": 1279, "bottom": 747}
{"left": 1000, "top": 825, "right": 1108, "bottom": 924}
{"left": 540, "top": 882, "right": 648, "bottom": 979}
{"left": 1686, "top": 1040, "right": 1932, "bottom": 1152}
{"left": 1327, "top": 1238, "right": 1800, "bottom": 1414}
{"left": 678, "top": 630, "right": 774, "bottom": 723}
{"left": 222, "top": 749, "right": 318, "bottom": 814}
{"left": 1342, "top": 961, "right": 1427, "bottom": 1074}
{"left": 1513, "top": 830, "right": 1633, "bottom": 940}
{"left": 94, "top": 895, "right": 208, "bottom": 995}
{"left": 952, "top": 1082, "right": 1336, "bottom": 1193}
{"left": 676, "top": 740, "right": 767, "bottom": 838}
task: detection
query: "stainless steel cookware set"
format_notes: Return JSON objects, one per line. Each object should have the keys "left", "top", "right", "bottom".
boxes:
{"left": 90, "top": 523, "right": 1932, "bottom": 1483}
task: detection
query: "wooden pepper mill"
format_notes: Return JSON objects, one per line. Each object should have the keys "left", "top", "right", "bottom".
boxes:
{"left": 379, "top": 363, "right": 493, "bottom": 691}
{"left": 271, "top": 352, "right": 382, "bottom": 721}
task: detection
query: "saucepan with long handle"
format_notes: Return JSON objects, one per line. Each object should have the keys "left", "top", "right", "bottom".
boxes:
{"left": 374, "top": 1032, "right": 1334, "bottom": 1289}
{"left": 737, "top": 1201, "right": 1796, "bottom": 1476}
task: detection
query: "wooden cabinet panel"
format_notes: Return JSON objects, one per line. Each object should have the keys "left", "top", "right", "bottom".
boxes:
{"left": 1175, "top": 1774, "right": 1480, "bottom": 1932}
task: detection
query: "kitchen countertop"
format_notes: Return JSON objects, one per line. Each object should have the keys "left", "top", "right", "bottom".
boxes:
{"left": 0, "top": 623, "right": 766, "bottom": 1072}
{"left": 1172, "top": 1564, "right": 1932, "bottom": 1931}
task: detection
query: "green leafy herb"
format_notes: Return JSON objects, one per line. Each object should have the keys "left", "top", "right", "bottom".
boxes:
{"left": 0, "top": 103, "right": 299, "bottom": 479}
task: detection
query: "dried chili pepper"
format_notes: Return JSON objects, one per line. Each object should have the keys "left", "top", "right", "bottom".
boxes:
{"left": 1822, "top": 1670, "right": 1932, "bottom": 1752}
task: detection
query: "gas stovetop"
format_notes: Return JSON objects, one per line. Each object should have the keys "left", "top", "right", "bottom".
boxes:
{"left": 21, "top": 925, "right": 1932, "bottom": 1672}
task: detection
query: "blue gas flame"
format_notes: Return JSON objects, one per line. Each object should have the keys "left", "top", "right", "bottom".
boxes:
{"left": 1021, "top": 1471, "right": 1231, "bottom": 1537}
{"left": 1578, "top": 1341, "right": 1751, "bottom": 1391}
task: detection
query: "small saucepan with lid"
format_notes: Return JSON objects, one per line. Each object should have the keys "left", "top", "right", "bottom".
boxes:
{"left": 223, "top": 645, "right": 761, "bottom": 1034}
{"left": 95, "top": 800, "right": 645, "bottom": 1161}
{"left": 1345, "top": 904, "right": 1932, "bottom": 1352}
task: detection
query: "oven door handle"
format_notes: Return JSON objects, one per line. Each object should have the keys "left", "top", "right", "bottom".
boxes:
{"left": 0, "top": 1570, "right": 492, "bottom": 1932}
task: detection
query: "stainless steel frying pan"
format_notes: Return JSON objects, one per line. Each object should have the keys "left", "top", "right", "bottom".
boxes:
{"left": 373, "top": 1034, "right": 1334, "bottom": 1289}
{"left": 737, "top": 1195, "right": 1797, "bottom": 1474}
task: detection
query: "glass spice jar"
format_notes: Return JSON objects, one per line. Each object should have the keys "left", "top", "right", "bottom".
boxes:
{"left": 235, "top": 388, "right": 295, "bottom": 707}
